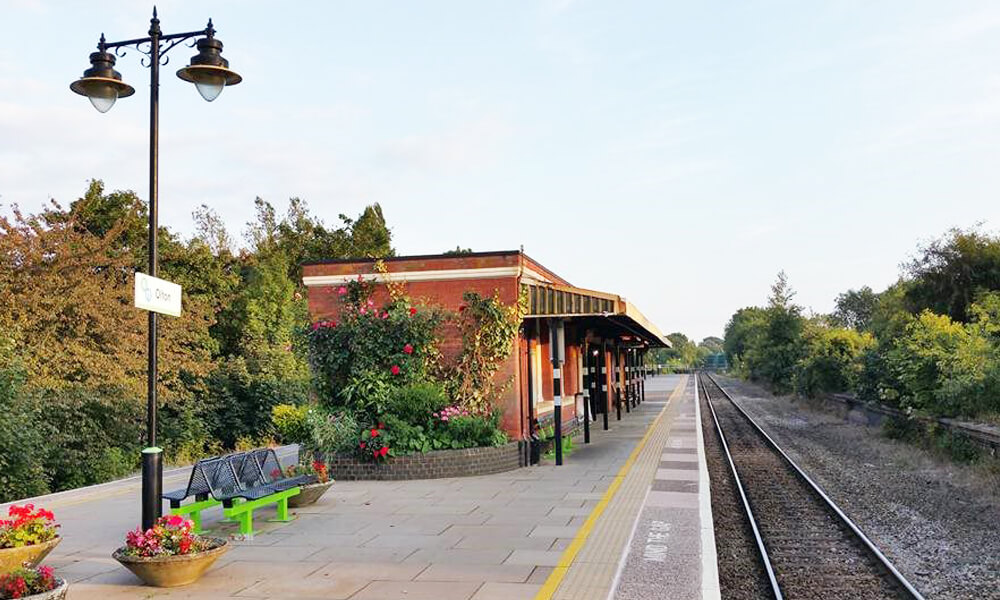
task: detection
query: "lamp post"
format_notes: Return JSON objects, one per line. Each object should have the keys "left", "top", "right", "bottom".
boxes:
{"left": 70, "top": 8, "right": 242, "bottom": 531}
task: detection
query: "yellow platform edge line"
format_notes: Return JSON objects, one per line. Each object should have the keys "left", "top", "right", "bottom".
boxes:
{"left": 535, "top": 375, "right": 688, "bottom": 600}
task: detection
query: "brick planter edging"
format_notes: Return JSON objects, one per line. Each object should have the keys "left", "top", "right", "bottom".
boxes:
{"left": 325, "top": 442, "right": 523, "bottom": 481}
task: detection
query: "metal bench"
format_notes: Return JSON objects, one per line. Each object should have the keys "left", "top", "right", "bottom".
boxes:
{"left": 163, "top": 449, "right": 311, "bottom": 537}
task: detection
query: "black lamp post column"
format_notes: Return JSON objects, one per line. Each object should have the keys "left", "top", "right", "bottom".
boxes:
{"left": 140, "top": 11, "right": 163, "bottom": 534}
{"left": 70, "top": 9, "right": 242, "bottom": 532}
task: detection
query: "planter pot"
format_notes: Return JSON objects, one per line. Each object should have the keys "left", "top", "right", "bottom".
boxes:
{"left": 287, "top": 481, "right": 334, "bottom": 508}
{"left": 19, "top": 578, "right": 68, "bottom": 600}
{"left": 112, "top": 538, "right": 228, "bottom": 588}
{"left": 0, "top": 537, "right": 61, "bottom": 575}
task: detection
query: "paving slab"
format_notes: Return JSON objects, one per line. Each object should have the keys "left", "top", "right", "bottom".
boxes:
{"left": 3, "top": 377, "right": 684, "bottom": 599}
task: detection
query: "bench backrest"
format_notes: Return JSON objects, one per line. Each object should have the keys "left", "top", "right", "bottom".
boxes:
{"left": 250, "top": 448, "right": 286, "bottom": 485}
{"left": 200, "top": 454, "right": 243, "bottom": 499}
{"left": 182, "top": 458, "right": 215, "bottom": 498}
{"left": 232, "top": 451, "right": 268, "bottom": 489}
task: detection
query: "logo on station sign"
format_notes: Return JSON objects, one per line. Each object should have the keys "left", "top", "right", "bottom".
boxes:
{"left": 134, "top": 272, "right": 182, "bottom": 317}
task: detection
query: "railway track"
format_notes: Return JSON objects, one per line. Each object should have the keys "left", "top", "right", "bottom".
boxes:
{"left": 698, "top": 372, "right": 925, "bottom": 600}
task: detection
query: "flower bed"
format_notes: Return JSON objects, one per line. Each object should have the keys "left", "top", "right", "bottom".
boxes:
{"left": 323, "top": 441, "right": 522, "bottom": 481}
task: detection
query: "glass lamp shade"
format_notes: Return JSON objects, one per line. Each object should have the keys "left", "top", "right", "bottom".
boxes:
{"left": 193, "top": 72, "right": 227, "bottom": 102}
{"left": 177, "top": 65, "right": 241, "bottom": 102}
{"left": 86, "top": 82, "right": 119, "bottom": 113}
{"left": 70, "top": 76, "right": 134, "bottom": 113}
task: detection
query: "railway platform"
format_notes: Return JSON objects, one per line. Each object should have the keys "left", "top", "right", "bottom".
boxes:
{"left": 540, "top": 375, "right": 720, "bottom": 600}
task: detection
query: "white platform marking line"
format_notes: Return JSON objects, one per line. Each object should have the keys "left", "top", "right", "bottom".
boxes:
{"left": 695, "top": 375, "right": 722, "bottom": 600}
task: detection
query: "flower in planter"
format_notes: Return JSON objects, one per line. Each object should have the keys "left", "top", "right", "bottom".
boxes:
{"left": 0, "top": 565, "right": 58, "bottom": 599}
{"left": 409, "top": 307, "right": 417, "bottom": 316}
{"left": 123, "top": 516, "right": 208, "bottom": 558}
{"left": 0, "top": 504, "right": 59, "bottom": 549}
{"left": 403, "top": 344, "right": 414, "bottom": 355}
{"left": 337, "top": 286, "right": 347, "bottom": 296}
{"left": 390, "top": 365, "right": 401, "bottom": 375}
{"left": 284, "top": 460, "right": 331, "bottom": 484}
{"left": 370, "top": 428, "right": 380, "bottom": 438}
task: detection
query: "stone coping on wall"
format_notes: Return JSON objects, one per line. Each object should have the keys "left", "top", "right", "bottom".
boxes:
{"left": 325, "top": 441, "right": 523, "bottom": 481}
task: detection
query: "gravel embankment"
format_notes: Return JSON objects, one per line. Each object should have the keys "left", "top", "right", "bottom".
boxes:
{"left": 715, "top": 375, "right": 1000, "bottom": 600}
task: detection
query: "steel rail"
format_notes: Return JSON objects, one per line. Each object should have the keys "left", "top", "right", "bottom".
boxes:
{"left": 704, "top": 373, "right": 926, "bottom": 600}
{"left": 697, "top": 374, "right": 783, "bottom": 600}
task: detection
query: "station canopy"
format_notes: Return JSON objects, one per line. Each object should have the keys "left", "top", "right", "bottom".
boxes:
{"left": 522, "top": 280, "right": 670, "bottom": 348}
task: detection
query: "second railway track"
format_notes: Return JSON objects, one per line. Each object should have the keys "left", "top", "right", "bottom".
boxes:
{"left": 698, "top": 372, "right": 925, "bottom": 600}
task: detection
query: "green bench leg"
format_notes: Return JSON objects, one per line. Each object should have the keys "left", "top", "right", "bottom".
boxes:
{"left": 221, "top": 497, "right": 243, "bottom": 523}
{"left": 268, "top": 494, "right": 295, "bottom": 523}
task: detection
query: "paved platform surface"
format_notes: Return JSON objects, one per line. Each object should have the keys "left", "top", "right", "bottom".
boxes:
{"left": 2, "top": 376, "right": 686, "bottom": 600}
{"left": 541, "top": 375, "right": 719, "bottom": 600}
{"left": 611, "top": 376, "right": 720, "bottom": 600}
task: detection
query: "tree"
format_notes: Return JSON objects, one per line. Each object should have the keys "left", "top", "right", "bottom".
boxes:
{"left": 753, "top": 271, "right": 805, "bottom": 392}
{"left": 699, "top": 336, "right": 724, "bottom": 353}
{"left": 723, "top": 307, "right": 767, "bottom": 367}
{"left": 794, "top": 322, "right": 874, "bottom": 397}
{"left": 904, "top": 226, "right": 1000, "bottom": 323}
{"left": 832, "top": 286, "right": 878, "bottom": 331}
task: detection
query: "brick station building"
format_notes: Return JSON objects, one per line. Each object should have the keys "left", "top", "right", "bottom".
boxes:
{"left": 302, "top": 250, "right": 668, "bottom": 457}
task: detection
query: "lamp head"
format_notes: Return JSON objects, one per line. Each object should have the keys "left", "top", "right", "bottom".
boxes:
{"left": 177, "top": 26, "right": 242, "bottom": 102}
{"left": 69, "top": 47, "right": 135, "bottom": 113}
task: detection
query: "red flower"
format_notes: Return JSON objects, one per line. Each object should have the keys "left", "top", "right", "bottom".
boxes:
{"left": 373, "top": 450, "right": 379, "bottom": 457}
{"left": 380, "top": 446, "right": 389, "bottom": 457}
{"left": 179, "top": 537, "right": 192, "bottom": 554}
{"left": 359, "top": 442, "right": 366, "bottom": 449}
{"left": 408, "top": 307, "right": 417, "bottom": 316}
{"left": 391, "top": 365, "right": 401, "bottom": 375}
{"left": 459, "top": 305, "right": 466, "bottom": 312}
{"left": 378, "top": 422, "right": 385, "bottom": 429}
{"left": 312, "top": 322, "right": 321, "bottom": 330}
{"left": 371, "top": 429, "right": 379, "bottom": 437}
{"left": 403, "top": 344, "right": 414, "bottom": 354}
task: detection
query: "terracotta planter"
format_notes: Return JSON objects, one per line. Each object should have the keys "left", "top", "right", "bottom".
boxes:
{"left": 0, "top": 537, "right": 61, "bottom": 575}
{"left": 287, "top": 481, "right": 334, "bottom": 508}
{"left": 112, "top": 538, "right": 228, "bottom": 587}
{"left": 19, "top": 578, "right": 68, "bottom": 600}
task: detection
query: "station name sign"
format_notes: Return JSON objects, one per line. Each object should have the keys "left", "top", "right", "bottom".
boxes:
{"left": 134, "top": 272, "right": 182, "bottom": 317}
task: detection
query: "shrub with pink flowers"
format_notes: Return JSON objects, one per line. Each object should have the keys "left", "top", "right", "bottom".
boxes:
{"left": 0, "top": 565, "right": 58, "bottom": 599}
{"left": 306, "top": 277, "right": 443, "bottom": 417}
{"left": 0, "top": 504, "right": 58, "bottom": 549}
{"left": 304, "top": 279, "right": 512, "bottom": 463}
{"left": 122, "top": 515, "right": 210, "bottom": 558}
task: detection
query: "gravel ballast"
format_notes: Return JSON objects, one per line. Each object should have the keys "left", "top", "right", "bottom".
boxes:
{"left": 715, "top": 375, "right": 1000, "bottom": 600}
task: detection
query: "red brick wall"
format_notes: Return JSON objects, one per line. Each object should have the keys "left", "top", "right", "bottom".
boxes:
{"left": 304, "top": 259, "right": 525, "bottom": 439}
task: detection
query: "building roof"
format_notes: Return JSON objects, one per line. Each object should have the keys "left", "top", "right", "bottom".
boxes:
{"left": 302, "top": 250, "right": 669, "bottom": 348}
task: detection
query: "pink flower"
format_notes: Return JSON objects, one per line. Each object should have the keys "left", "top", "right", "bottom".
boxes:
{"left": 337, "top": 286, "right": 347, "bottom": 296}
{"left": 381, "top": 311, "right": 389, "bottom": 320}
{"left": 367, "top": 299, "right": 375, "bottom": 307}
{"left": 312, "top": 322, "right": 321, "bottom": 331}
{"left": 403, "top": 343, "right": 414, "bottom": 354}
{"left": 441, "top": 415, "right": 449, "bottom": 421}
{"left": 390, "top": 365, "right": 401, "bottom": 375}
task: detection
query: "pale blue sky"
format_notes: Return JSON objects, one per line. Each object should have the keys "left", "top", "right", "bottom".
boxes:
{"left": 2, "top": 1, "right": 1000, "bottom": 341}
